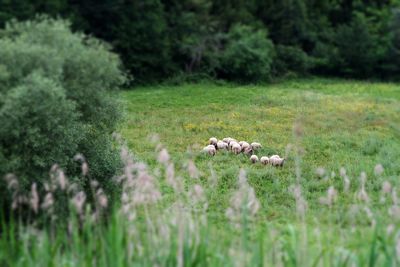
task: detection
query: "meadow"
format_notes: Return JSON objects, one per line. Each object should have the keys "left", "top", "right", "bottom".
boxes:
{"left": 121, "top": 78, "right": 400, "bottom": 224}
{"left": 2, "top": 78, "right": 400, "bottom": 266}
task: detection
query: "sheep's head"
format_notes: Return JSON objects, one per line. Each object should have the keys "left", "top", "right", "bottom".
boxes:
{"left": 250, "top": 155, "right": 258, "bottom": 163}
{"left": 243, "top": 147, "right": 253, "bottom": 155}
{"left": 209, "top": 137, "right": 218, "bottom": 145}
{"left": 260, "top": 157, "right": 269, "bottom": 165}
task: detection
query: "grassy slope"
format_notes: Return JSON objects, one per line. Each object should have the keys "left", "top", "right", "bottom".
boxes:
{"left": 120, "top": 78, "right": 400, "bottom": 225}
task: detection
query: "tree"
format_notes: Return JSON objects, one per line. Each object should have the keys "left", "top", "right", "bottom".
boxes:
{"left": 163, "top": 0, "right": 222, "bottom": 75}
{"left": 218, "top": 24, "right": 274, "bottom": 82}
{"left": 0, "top": 17, "right": 126, "bottom": 199}
{"left": 256, "top": 0, "right": 312, "bottom": 48}
{"left": 335, "top": 14, "right": 380, "bottom": 77}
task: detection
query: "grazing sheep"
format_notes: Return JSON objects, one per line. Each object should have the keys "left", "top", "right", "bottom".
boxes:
{"left": 260, "top": 156, "right": 269, "bottom": 165}
{"left": 270, "top": 156, "right": 285, "bottom": 167}
{"left": 229, "top": 141, "right": 238, "bottom": 150}
{"left": 209, "top": 137, "right": 218, "bottom": 146}
{"left": 240, "top": 141, "right": 250, "bottom": 152}
{"left": 250, "top": 155, "right": 259, "bottom": 163}
{"left": 251, "top": 142, "right": 262, "bottom": 150}
{"left": 243, "top": 146, "right": 253, "bottom": 155}
{"left": 203, "top": 145, "right": 216, "bottom": 156}
{"left": 223, "top": 137, "right": 235, "bottom": 144}
{"left": 232, "top": 143, "right": 241, "bottom": 155}
{"left": 217, "top": 140, "right": 228, "bottom": 150}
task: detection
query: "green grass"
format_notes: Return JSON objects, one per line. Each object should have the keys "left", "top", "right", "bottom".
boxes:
{"left": 120, "top": 78, "right": 400, "bottom": 225}
{"left": 2, "top": 78, "right": 400, "bottom": 266}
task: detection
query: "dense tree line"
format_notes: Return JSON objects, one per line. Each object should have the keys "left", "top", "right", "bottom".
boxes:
{"left": 1, "top": 0, "right": 400, "bottom": 83}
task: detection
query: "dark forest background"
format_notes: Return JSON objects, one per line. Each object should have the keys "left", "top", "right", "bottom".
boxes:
{"left": 1, "top": 0, "right": 400, "bottom": 83}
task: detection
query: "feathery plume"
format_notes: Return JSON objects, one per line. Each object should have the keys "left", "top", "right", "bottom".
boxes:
{"left": 187, "top": 160, "right": 200, "bottom": 179}
{"left": 30, "top": 183, "right": 39, "bottom": 214}
{"left": 72, "top": 191, "right": 86, "bottom": 214}
{"left": 4, "top": 174, "right": 18, "bottom": 190}
{"left": 374, "top": 164, "right": 384, "bottom": 176}
{"left": 319, "top": 186, "right": 337, "bottom": 207}
{"left": 41, "top": 193, "right": 54, "bottom": 211}
{"left": 357, "top": 172, "right": 369, "bottom": 203}
{"left": 226, "top": 169, "right": 260, "bottom": 225}
{"left": 157, "top": 148, "right": 170, "bottom": 165}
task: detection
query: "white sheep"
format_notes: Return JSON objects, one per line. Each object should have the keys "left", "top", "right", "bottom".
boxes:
{"left": 203, "top": 145, "right": 216, "bottom": 156}
{"left": 250, "top": 155, "right": 259, "bottom": 163}
{"left": 229, "top": 141, "right": 238, "bottom": 150}
{"left": 223, "top": 137, "right": 235, "bottom": 144}
{"left": 270, "top": 156, "right": 285, "bottom": 167}
{"left": 251, "top": 142, "right": 262, "bottom": 150}
{"left": 243, "top": 146, "right": 253, "bottom": 155}
{"left": 209, "top": 137, "right": 218, "bottom": 146}
{"left": 232, "top": 143, "right": 241, "bottom": 155}
{"left": 240, "top": 141, "right": 250, "bottom": 152}
{"left": 260, "top": 156, "right": 269, "bottom": 165}
{"left": 217, "top": 140, "right": 228, "bottom": 150}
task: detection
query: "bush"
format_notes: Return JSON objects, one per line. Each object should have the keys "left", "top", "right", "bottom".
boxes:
{"left": 218, "top": 24, "right": 274, "bottom": 82}
{"left": 0, "top": 74, "right": 81, "bottom": 185}
{"left": 273, "top": 45, "right": 311, "bottom": 76}
{"left": 0, "top": 17, "right": 127, "bottom": 199}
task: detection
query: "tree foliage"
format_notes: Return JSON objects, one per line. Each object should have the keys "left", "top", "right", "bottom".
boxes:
{"left": 218, "top": 25, "right": 274, "bottom": 82}
{"left": 0, "top": 0, "right": 399, "bottom": 81}
{"left": 0, "top": 17, "right": 126, "bottom": 197}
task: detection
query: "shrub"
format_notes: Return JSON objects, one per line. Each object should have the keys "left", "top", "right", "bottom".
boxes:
{"left": 273, "top": 45, "right": 311, "bottom": 76}
{"left": 0, "top": 17, "right": 127, "bottom": 199}
{"left": 0, "top": 74, "right": 81, "bottom": 185}
{"left": 218, "top": 24, "right": 274, "bottom": 82}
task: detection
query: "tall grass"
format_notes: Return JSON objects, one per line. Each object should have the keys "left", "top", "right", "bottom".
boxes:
{"left": 1, "top": 131, "right": 400, "bottom": 267}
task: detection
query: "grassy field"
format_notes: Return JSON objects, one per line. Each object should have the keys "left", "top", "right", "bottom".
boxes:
{"left": 120, "top": 78, "right": 400, "bottom": 224}
{"left": 2, "top": 78, "right": 400, "bottom": 266}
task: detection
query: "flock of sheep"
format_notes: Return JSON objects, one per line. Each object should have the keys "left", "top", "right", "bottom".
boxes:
{"left": 203, "top": 137, "right": 285, "bottom": 167}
